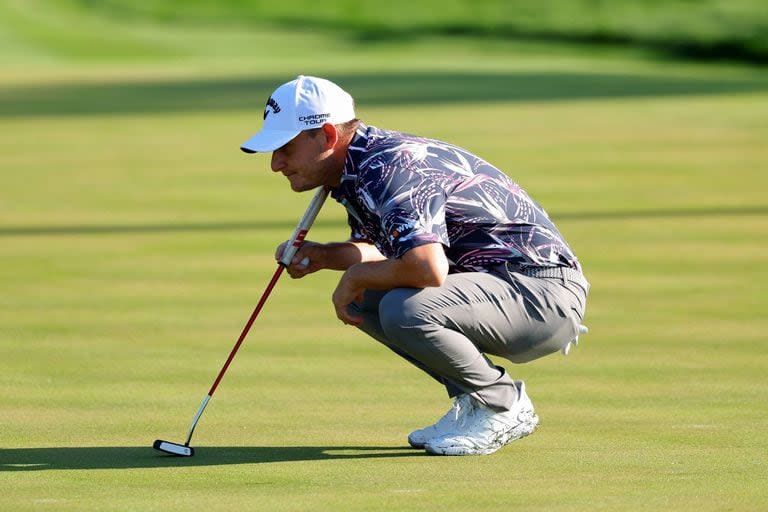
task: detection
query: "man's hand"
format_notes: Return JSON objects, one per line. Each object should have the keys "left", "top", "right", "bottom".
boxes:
{"left": 330, "top": 243, "right": 449, "bottom": 327}
{"left": 332, "top": 265, "right": 366, "bottom": 326}
{"left": 276, "top": 239, "right": 386, "bottom": 279}
{"left": 275, "top": 240, "right": 325, "bottom": 278}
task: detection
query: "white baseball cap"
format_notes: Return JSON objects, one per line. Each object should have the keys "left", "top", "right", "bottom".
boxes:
{"left": 240, "top": 75, "right": 356, "bottom": 153}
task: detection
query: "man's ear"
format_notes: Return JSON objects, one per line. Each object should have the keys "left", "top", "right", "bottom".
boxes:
{"left": 321, "top": 123, "right": 339, "bottom": 150}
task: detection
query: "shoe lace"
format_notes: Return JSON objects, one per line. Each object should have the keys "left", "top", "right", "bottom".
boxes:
{"left": 455, "top": 396, "right": 482, "bottom": 430}
{"left": 458, "top": 398, "right": 521, "bottom": 437}
{"left": 435, "top": 394, "right": 471, "bottom": 429}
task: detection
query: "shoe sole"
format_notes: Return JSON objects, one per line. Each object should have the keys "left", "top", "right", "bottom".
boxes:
{"left": 425, "top": 411, "right": 539, "bottom": 456}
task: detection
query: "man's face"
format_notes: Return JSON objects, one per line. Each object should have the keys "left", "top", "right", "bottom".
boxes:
{"left": 270, "top": 130, "right": 329, "bottom": 192}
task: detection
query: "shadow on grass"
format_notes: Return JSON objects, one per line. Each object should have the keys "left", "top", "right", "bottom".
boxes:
{"left": 1, "top": 205, "right": 766, "bottom": 237}
{"left": 0, "top": 445, "right": 424, "bottom": 471}
{"left": 1, "top": 70, "right": 767, "bottom": 118}
{"left": 0, "top": 218, "right": 345, "bottom": 237}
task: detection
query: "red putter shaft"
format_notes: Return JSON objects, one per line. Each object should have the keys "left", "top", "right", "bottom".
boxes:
{"left": 208, "top": 263, "right": 285, "bottom": 396}
{"left": 206, "top": 225, "right": 309, "bottom": 396}
{"left": 153, "top": 186, "right": 331, "bottom": 455}
{"left": 208, "top": 222, "right": 311, "bottom": 396}
{"left": 178, "top": 263, "right": 287, "bottom": 448}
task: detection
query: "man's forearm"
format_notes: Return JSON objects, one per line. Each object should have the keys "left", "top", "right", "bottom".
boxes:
{"left": 331, "top": 242, "right": 449, "bottom": 325}
{"left": 344, "top": 243, "right": 448, "bottom": 291}
{"left": 345, "top": 258, "right": 443, "bottom": 290}
{"left": 319, "top": 241, "right": 386, "bottom": 271}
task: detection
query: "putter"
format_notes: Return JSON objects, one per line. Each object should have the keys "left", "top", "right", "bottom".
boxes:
{"left": 153, "top": 186, "right": 330, "bottom": 457}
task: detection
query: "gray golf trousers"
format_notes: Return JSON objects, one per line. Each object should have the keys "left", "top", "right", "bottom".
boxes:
{"left": 349, "top": 266, "right": 589, "bottom": 412}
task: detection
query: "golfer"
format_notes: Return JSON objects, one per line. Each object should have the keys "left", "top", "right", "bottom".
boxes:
{"left": 241, "top": 75, "right": 589, "bottom": 456}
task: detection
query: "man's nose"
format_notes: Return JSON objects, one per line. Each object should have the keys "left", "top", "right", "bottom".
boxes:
{"left": 271, "top": 152, "right": 284, "bottom": 172}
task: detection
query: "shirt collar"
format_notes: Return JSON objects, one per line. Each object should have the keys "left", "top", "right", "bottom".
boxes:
{"left": 332, "top": 122, "right": 370, "bottom": 201}
{"left": 343, "top": 121, "right": 370, "bottom": 177}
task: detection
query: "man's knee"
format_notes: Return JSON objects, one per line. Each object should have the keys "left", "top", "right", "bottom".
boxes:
{"left": 378, "top": 288, "right": 430, "bottom": 338}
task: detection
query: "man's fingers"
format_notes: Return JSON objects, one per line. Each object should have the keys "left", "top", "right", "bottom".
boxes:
{"left": 336, "top": 306, "right": 363, "bottom": 326}
{"left": 275, "top": 241, "right": 288, "bottom": 261}
{"left": 287, "top": 265, "right": 308, "bottom": 279}
{"left": 285, "top": 256, "right": 312, "bottom": 279}
{"left": 332, "top": 297, "right": 363, "bottom": 326}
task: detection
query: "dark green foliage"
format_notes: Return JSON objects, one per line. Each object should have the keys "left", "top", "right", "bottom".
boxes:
{"left": 69, "top": 0, "right": 768, "bottom": 62}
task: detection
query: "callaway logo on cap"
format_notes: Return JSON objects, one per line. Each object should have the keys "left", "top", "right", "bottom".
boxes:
{"left": 241, "top": 75, "right": 356, "bottom": 153}
{"left": 264, "top": 97, "right": 281, "bottom": 119}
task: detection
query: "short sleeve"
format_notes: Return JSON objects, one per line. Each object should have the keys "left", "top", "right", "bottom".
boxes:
{"left": 375, "top": 176, "right": 450, "bottom": 259}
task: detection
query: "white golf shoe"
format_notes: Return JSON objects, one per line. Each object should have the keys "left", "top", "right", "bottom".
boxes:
{"left": 408, "top": 394, "right": 473, "bottom": 448}
{"left": 425, "top": 381, "right": 539, "bottom": 456}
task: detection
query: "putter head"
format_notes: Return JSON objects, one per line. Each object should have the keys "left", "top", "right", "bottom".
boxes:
{"left": 153, "top": 439, "right": 195, "bottom": 457}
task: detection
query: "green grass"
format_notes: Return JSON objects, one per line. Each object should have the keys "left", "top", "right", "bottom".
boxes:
{"left": 1, "top": 5, "right": 768, "bottom": 511}
{"left": 4, "top": 0, "right": 768, "bottom": 62}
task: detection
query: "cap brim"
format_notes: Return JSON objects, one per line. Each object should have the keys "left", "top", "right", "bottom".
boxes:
{"left": 240, "top": 129, "right": 300, "bottom": 153}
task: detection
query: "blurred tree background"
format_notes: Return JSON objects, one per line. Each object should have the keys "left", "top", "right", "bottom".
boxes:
{"left": 3, "top": 0, "right": 766, "bottom": 64}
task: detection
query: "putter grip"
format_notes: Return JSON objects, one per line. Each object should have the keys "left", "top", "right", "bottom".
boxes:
{"left": 279, "top": 186, "right": 330, "bottom": 267}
